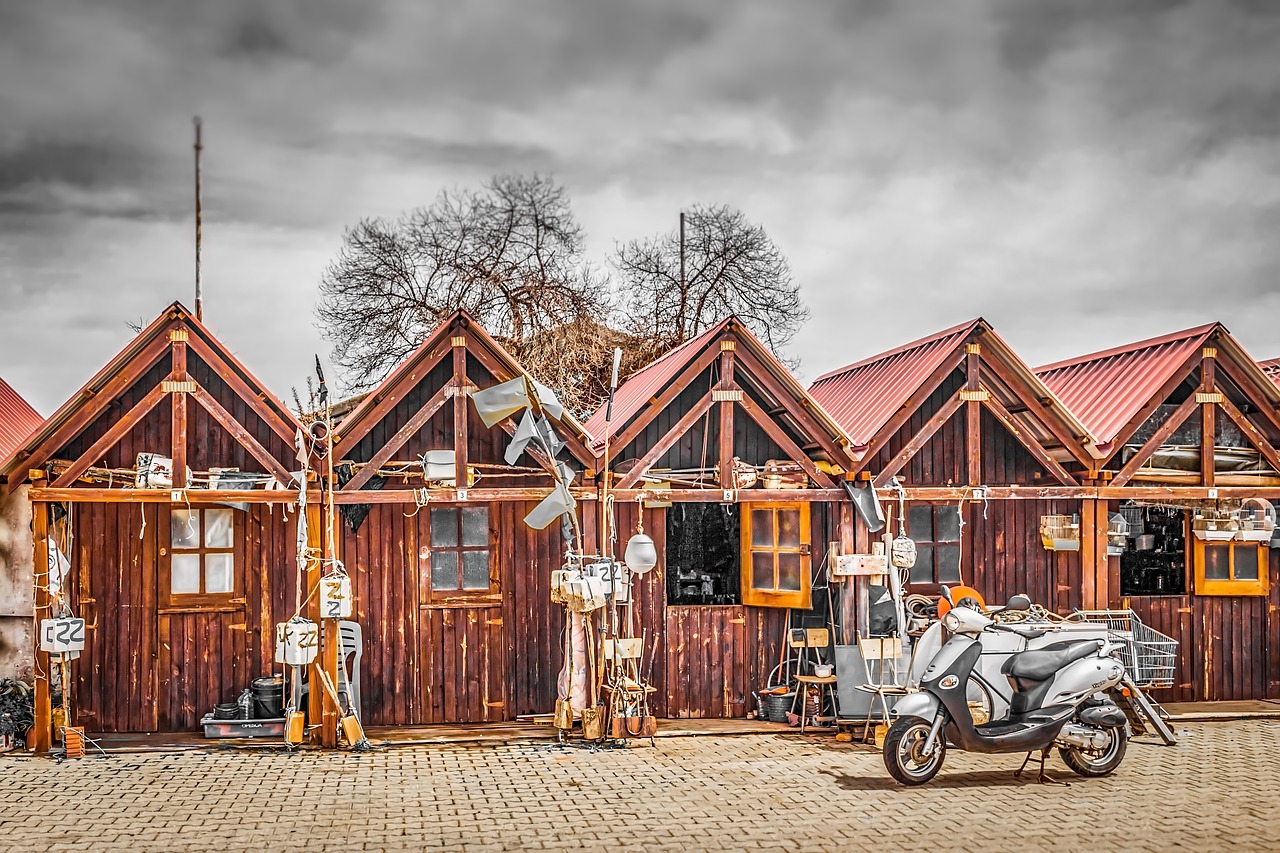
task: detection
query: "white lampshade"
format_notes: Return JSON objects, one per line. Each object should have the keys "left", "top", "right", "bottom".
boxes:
{"left": 624, "top": 532, "right": 657, "bottom": 574}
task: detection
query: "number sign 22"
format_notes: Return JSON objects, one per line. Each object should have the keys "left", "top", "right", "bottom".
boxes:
{"left": 40, "top": 618, "right": 86, "bottom": 653}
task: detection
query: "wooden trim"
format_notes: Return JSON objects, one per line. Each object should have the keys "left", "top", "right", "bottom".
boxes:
{"left": 171, "top": 340, "right": 188, "bottom": 489}
{"left": 1192, "top": 538, "right": 1268, "bottom": 597}
{"left": 160, "top": 506, "right": 244, "bottom": 609}
{"left": 29, "top": 487, "right": 311, "bottom": 504}
{"left": 740, "top": 502, "right": 810, "bottom": 608}
{"left": 980, "top": 391, "right": 1079, "bottom": 486}
{"left": 717, "top": 349, "right": 736, "bottom": 489}
{"left": 731, "top": 345, "right": 851, "bottom": 466}
{"left": 51, "top": 382, "right": 170, "bottom": 488}
{"left": 31, "top": 502, "right": 51, "bottom": 753}
{"left": 190, "top": 385, "right": 294, "bottom": 486}
{"left": 1202, "top": 354, "right": 1216, "bottom": 488}
{"left": 735, "top": 392, "right": 836, "bottom": 489}
{"left": 1110, "top": 395, "right": 1201, "bottom": 488}
{"left": 452, "top": 344, "right": 469, "bottom": 494}
{"left": 1214, "top": 355, "right": 1280, "bottom": 444}
{"left": 419, "top": 505, "right": 499, "bottom": 604}
{"left": 966, "top": 347, "right": 981, "bottom": 487}
{"left": 1217, "top": 395, "right": 1280, "bottom": 474}
{"left": 616, "top": 392, "right": 717, "bottom": 490}
{"left": 872, "top": 392, "right": 964, "bottom": 488}
{"left": 183, "top": 331, "right": 299, "bottom": 447}
{"left": 343, "top": 385, "right": 451, "bottom": 491}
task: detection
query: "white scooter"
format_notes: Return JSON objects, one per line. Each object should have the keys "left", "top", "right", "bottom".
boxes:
{"left": 884, "top": 591, "right": 1132, "bottom": 785}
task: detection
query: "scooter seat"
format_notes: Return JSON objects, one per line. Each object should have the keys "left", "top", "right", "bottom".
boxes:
{"left": 1002, "top": 641, "right": 1098, "bottom": 682}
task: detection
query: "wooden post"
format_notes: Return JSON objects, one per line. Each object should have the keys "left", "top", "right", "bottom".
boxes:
{"left": 1080, "top": 499, "right": 1097, "bottom": 610}
{"left": 965, "top": 343, "right": 981, "bottom": 487}
{"left": 453, "top": 336, "right": 469, "bottom": 490}
{"left": 171, "top": 333, "right": 188, "bottom": 489}
{"left": 304, "top": 504, "right": 331, "bottom": 745}
{"left": 839, "top": 503, "right": 857, "bottom": 646}
{"left": 31, "top": 501, "right": 52, "bottom": 753}
{"left": 1093, "top": 499, "right": 1111, "bottom": 609}
{"left": 1201, "top": 348, "right": 1216, "bottom": 488}
{"left": 717, "top": 341, "right": 736, "bottom": 489}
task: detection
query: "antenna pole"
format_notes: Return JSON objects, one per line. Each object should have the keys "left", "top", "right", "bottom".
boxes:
{"left": 679, "top": 210, "right": 685, "bottom": 292}
{"left": 194, "top": 116, "right": 203, "bottom": 321}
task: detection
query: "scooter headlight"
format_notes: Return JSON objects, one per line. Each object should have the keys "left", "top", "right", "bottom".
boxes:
{"left": 942, "top": 611, "right": 961, "bottom": 634}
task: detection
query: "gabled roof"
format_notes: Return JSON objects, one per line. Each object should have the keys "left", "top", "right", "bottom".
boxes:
{"left": 1035, "top": 325, "right": 1219, "bottom": 449}
{"left": 335, "top": 309, "right": 596, "bottom": 468}
{"left": 1261, "top": 358, "right": 1280, "bottom": 387}
{"left": 585, "top": 316, "right": 853, "bottom": 463}
{"left": 809, "top": 320, "right": 980, "bottom": 449}
{"left": 2, "top": 301, "right": 302, "bottom": 483}
{"left": 0, "top": 377, "right": 42, "bottom": 468}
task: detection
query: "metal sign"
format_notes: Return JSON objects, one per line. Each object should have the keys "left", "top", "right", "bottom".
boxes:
{"left": 40, "top": 617, "right": 86, "bottom": 653}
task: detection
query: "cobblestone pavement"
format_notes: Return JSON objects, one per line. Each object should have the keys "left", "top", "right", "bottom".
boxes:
{"left": 2, "top": 721, "right": 1276, "bottom": 852}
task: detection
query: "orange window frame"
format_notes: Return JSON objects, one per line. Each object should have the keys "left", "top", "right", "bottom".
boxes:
{"left": 741, "top": 502, "right": 811, "bottom": 609}
{"left": 1193, "top": 538, "right": 1269, "bottom": 597}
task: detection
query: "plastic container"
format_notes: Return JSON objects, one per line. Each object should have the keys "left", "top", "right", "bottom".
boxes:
{"left": 762, "top": 692, "right": 796, "bottom": 723}
{"left": 252, "top": 676, "right": 284, "bottom": 719}
{"left": 237, "top": 688, "right": 254, "bottom": 720}
{"left": 213, "top": 702, "right": 240, "bottom": 721}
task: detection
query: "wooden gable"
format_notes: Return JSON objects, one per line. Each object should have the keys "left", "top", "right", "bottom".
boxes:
{"left": 332, "top": 310, "right": 596, "bottom": 493}
{"left": 815, "top": 320, "right": 1098, "bottom": 489}
{"left": 4, "top": 302, "right": 302, "bottom": 493}
{"left": 593, "top": 318, "right": 855, "bottom": 494}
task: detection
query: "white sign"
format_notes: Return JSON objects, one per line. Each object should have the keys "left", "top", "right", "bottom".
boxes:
{"left": 40, "top": 617, "right": 86, "bottom": 653}
{"left": 833, "top": 553, "right": 890, "bottom": 577}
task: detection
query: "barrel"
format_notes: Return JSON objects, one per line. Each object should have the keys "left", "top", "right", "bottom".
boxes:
{"left": 251, "top": 676, "right": 284, "bottom": 719}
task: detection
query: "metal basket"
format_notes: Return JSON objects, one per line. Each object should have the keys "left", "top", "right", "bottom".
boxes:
{"left": 1073, "top": 609, "right": 1178, "bottom": 688}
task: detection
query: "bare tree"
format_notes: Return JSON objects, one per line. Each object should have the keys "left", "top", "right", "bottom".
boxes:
{"left": 613, "top": 204, "right": 808, "bottom": 357}
{"left": 317, "top": 174, "right": 609, "bottom": 403}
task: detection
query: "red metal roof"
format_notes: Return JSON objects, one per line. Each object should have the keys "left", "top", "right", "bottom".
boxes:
{"left": 1034, "top": 324, "right": 1218, "bottom": 448}
{"left": 0, "top": 376, "right": 43, "bottom": 469}
{"left": 583, "top": 325, "right": 723, "bottom": 444}
{"left": 1261, "top": 358, "right": 1280, "bottom": 387}
{"left": 808, "top": 319, "right": 981, "bottom": 448}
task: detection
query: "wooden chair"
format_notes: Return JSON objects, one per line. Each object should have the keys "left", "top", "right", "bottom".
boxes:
{"left": 854, "top": 636, "right": 908, "bottom": 742}
{"left": 789, "top": 628, "right": 837, "bottom": 732}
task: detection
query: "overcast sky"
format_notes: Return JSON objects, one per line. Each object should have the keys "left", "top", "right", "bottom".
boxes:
{"left": 2, "top": 0, "right": 1278, "bottom": 415}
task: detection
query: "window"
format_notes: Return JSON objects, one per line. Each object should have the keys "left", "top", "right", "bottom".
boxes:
{"left": 1119, "top": 504, "right": 1186, "bottom": 596}
{"left": 741, "top": 503, "right": 811, "bottom": 609}
{"left": 905, "top": 504, "right": 961, "bottom": 589}
{"left": 427, "top": 507, "right": 493, "bottom": 597}
{"left": 666, "top": 504, "right": 741, "bottom": 606}
{"left": 1194, "top": 539, "right": 1268, "bottom": 596}
{"left": 167, "top": 508, "right": 239, "bottom": 605}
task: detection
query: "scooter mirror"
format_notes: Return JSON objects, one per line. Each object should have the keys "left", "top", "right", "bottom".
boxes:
{"left": 940, "top": 586, "right": 954, "bottom": 605}
{"left": 1005, "top": 594, "right": 1032, "bottom": 612}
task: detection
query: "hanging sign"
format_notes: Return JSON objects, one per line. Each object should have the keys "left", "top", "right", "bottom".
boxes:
{"left": 40, "top": 617, "right": 86, "bottom": 653}
{"left": 275, "top": 619, "right": 319, "bottom": 665}
{"left": 319, "top": 572, "right": 353, "bottom": 620}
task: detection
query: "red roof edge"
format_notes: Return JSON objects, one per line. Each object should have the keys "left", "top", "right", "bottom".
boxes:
{"left": 811, "top": 318, "right": 985, "bottom": 384}
{"left": 1035, "top": 323, "right": 1221, "bottom": 374}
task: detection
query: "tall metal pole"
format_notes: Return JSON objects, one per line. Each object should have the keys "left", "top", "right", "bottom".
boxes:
{"left": 679, "top": 211, "right": 685, "bottom": 291}
{"left": 194, "top": 117, "right": 203, "bottom": 321}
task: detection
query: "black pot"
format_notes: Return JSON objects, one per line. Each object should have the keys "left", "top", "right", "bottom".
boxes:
{"left": 212, "top": 702, "right": 240, "bottom": 721}
{"left": 251, "top": 676, "right": 284, "bottom": 719}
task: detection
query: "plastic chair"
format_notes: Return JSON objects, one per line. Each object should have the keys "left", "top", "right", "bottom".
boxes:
{"left": 298, "top": 620, "right": 363, "bottom": 719}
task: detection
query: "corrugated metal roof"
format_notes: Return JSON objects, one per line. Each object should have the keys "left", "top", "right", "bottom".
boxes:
{"left": 808, "top": 319, "right": 981, "bottom": 448}
{"left": 1035, "top": 324, "right": 1217, "bottom": 448}
{"left": 0, "top": 376, "right": 43, "bottom": 468}
{"left": 583, "top": 325, "right": 723, "bottom": 444}
{"left": 1261, "top": 358, "right": 1280, "bottom": 387}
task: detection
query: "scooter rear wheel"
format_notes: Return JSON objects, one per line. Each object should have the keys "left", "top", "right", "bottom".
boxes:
{"left": 1058, "top": 725, "right": 1127, "bottom": 777}
{"left": 883, "top": 717, "right": 946, "bottom": 786}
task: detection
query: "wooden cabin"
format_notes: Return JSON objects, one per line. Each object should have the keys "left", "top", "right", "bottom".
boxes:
{"left": 585, "top": 317, "right": 859, "bottom": 718}
{"left": 328, "top": 310, "right": 599, "bottom": 725}
{"left": 810, "top": 319, "right": 1100, "bottom": 615}
{"left": 1, "top": 303, "right": 306, "bottom": 748}
{"left": 1037, "top": 324, "right": 1280, "bottom": 701}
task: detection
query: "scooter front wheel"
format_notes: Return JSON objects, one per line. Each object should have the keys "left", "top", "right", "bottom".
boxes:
{"left": 883, "top": 717, "right": 946, "bottom": 786}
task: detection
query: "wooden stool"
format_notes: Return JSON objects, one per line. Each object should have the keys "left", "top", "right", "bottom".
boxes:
{"left": 792, "top": 674, "right": 838, "bottom": 732}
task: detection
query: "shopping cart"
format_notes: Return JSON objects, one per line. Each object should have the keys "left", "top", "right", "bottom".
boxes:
{"left": 1072, "top": 609, "right": 1178, "bottom": 689}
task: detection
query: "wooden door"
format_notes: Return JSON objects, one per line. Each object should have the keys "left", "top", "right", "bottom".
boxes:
{"left": 420, "top": 605, "right": 505, "bottom": 722}
{"left": 664, "top": 605, "right": 748, "bottom": 718}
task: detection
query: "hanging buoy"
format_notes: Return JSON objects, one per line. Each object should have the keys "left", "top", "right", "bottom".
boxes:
{"left": 624, "top": 532, "right": 657, "bottom": 574}
{"left": 275, "top": 619, "right": 319, "bottom": 666}
{"left": 319, "top": 571, "right": 353, "bottom": 619}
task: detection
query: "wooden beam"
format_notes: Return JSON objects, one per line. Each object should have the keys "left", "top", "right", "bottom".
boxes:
{"left": 29, "top": 487, "right": 313, "bottom": 504}
{"left": 1099, "top": 345, "right": 1205, "bottom": 467}
{"left": 1218, "top": 395, "right": 1280, "bottom": 475}
{"left": 856, "top": 343, "right": 968, "bottom": 474}
{"left": 607, "top": 341, "right": 722, "bottom": 457}
{"left": 1214, "top": 354, "right": 1280, "bottom": 445}
{"left": 616, "top": 393, "right": 717, "bottom": 490}
{"left": 1096, "top": 486, "right": 1280, "bottom": 500}
{"left": 872, "top": 393, "right": 964, "bottom": 488}
{"left": 171, "top": 339, "right": 188, "bottom": 489}
{"left": 333, "top": 487, "right": 598, "bottom": 504}
{"left": 1093, "top": 498, "right": 1111, "bottom": 609}
{"left": 190, "top": 385, "right": 294, "bottom": 486}
{"left": 452, "top": 342, "right": 469, "bottom": 491}
{"left": 597, "top": 488, "right": 851, "bottom": 503}
{"left": 981, "top": 391, "right": 1079, "bottom": 486}
{"left": 1110, "top": 394, "right": 1201, "bottom": 488}
{"left": 717, "top": 347, "right": 736, "bottom": 489}
{"left": 51, "top": 383, "right": 170, "bottom": 488}
{"left": 31, "top": 502, "right": 51, "bottom": 754}
{"left": 736, "top": 391, "right": 836, "bottom": 489}
{"left": 1201, "top": 352, "right": 1216, "bottom": 488}
{"left": 966, "top": 345, "right": 981, "bottom": 487}
{"left": 1081, "top": 498, "right": 1097, "bottom": 609}
{"left": 335, "top": 340, "right": 452, "bottom": 451}
{"left": 343, "top": 385, "right": 451, "bottom": 491}
{"left": 183, "top": 331, "right": 298, "bottom": 447}
{"left": 730, "top": 345, "right": 852, "bottom": 466}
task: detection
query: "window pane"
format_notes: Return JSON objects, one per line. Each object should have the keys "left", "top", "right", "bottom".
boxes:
{"left": 910, "top": 544, "right": 935, "bottom": 585}
{"left": 777, "top": 509, "right": 801, "bottom": 549}
{"left": 936, "top": 545, "right": 962, "bottom": 584}
{"left": 751, "top": 552, "right": 774, "bottom": 591}
{"left": 205, "top": 553, "right": 234, "bottom": 594}
{"left": 908, "top": 505, "right": 933, "bottom": 541}
{"left": 171, "top": 554, "right": 201, "bottom": 594}
{"left": 431, "top": 552, "right": 459, "bottom": 591}
{"left": 462, "top": 551, "right": 490, "bottom": 590}
{"left": 1234, "top": 545, "right": 1260, "bottom": 581}
{"left": 204, "top": 509, "right": 234, "bottom": 548}
{"left": 1203, "top": 545, "right": 1230, "bottom": 580}
{"left": 777, "top": 552, "right": 802, "bottom": 591}
{"left": 461, "top": 508, "right": 489, "bottom": 547}
{"left": 750, "top": 509, "right": 774, "bottom": 548}
{"left": 936, "top": 507, "right": 962, "bottom": 542}
{"left": 431, "top": 509, "right": 459, "bottom": 548}
{"left": 171, "top": 510, "right": 199, "bottom": 549}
